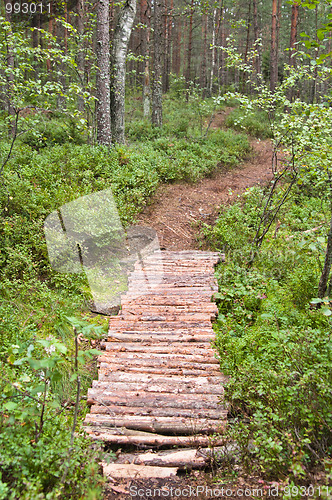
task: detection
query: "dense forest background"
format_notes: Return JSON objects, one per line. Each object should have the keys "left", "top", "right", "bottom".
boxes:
{"left": 0, "top": 0, "right": 332, "bottom": 498}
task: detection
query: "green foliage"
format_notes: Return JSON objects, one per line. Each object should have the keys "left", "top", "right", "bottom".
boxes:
{"left": 225, "top": 108, "right": 273, "bottom": 139}
{"left": 206, "top": 186, "right": 332, "bottom": 479}
{"left": 0, "top": 322, "right": 106, "bottom": 498}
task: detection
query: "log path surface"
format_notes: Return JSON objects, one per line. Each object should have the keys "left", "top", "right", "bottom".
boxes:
{"left": 84, "top": 250, "right": 226, "bottom": 477}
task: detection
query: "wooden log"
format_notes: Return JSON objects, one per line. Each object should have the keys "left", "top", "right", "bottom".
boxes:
{"left": 115, "top": 312, "right": 216, "bottom": 322}
{"left": 121, "top": 304, "right": 218, "bottom": 312}
{"left": 89, "top": 404, "right": 227, "bottom": 420}
{"left": 116, "top": 448, "right": 209, "bottom": 469}
{"left": 100, "top": 342, "right": 214, "bottom": 355}
{"left": 96, "top": 371, "right": 223, "bottom": 387}
{"left": 98, "top": 352, "right": 219, "bottom": 364}
{"left": 121, "top": 297, "right": 217, "bottom": 306}
{"left": 107, "top": 333, "right": 215, "bottom": 343}
{"left": 108, "top": 321, "right": 213, "bottom": 331}
{"left": 91, "top": 380, "right": 223, "bottom": 394}
{"left": 84, "top": 414, "right": 225, "bottom": 434}
{"left": 86, "top": 390, "right": 223, "bottom": 409}
{"left": 85, "top": 430, "right": 225, "bottom": 448}
{"left": 102, "top": 463, "right": 178, "bottom": 479}
{"left": 98, "top": 365, "right": 220, "bottom": 377}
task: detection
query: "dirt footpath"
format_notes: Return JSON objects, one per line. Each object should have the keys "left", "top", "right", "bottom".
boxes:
{"left": 137, "top": 114, "right": 273, "bottom": 250}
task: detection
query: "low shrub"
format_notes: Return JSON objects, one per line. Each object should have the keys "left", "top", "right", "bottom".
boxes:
{"left": 225, "top": 107, "right": 273, "bottom": 139}
{"left": 206, "top": 186, "right": 332, "bottom": 479}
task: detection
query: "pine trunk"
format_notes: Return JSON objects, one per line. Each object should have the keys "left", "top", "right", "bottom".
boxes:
{"left": 186, "top": 0, "right": 194, "bottom": 90}
{"left": 252, "top": 0, "right": 261, "bottom": 76}
{"left": 270, "top": 0, "right": 278, "bottom": 92}
{"left": 141, "top": 0, "right": 151, "bottom": 117}
{"left": 96, "top": 0, "right": 112, "bottom": 146}
{"left": 151, "top": 0, "right": 163, "bottom": 127}
{"left": 200, "top": 13, "right": 208, "bottom": 94}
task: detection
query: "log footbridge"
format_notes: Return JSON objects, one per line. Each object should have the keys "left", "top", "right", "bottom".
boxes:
{"left": 84, "top": 250, "right": 227, "bottom": 478}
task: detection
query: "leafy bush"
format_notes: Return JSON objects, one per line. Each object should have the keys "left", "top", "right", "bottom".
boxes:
{"left": 206, "top": 186, "right": 332, "bottom": 480}
{"left": 225, "top": 107, "right": 273, "bottom": 139}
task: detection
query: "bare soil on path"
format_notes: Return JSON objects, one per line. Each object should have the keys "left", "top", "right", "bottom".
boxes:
{"left": 137, "top": 111, "right": 273, "bottom": 249}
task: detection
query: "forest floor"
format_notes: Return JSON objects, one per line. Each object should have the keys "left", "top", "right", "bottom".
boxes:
{"left": 103, "top": 113, "right": 276, "bottom": 499}
{"left": 136, "top": 109, "right": 273, "bottom": 250}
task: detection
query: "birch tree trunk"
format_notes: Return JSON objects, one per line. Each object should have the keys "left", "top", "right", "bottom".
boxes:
{"left": 96, "top": 0, "right": 112, "bottom": 146}
{"left": 110, "top": 0, "right": 137, "bottom": 144}
{"left": 151, "top": 0, "right": 163, "bottom": 127}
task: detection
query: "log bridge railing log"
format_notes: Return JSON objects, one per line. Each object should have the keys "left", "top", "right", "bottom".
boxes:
{"left": 83, "top": 250, "right": 226, "bottom": 477}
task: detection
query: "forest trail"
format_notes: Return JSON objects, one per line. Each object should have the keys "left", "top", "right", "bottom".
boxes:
{"left": 137, "top": 110, "right": 273, "bottom": 250}
{"left": 84, "top": 250, "right": 227, "bottom": 479}
{"left": 94, "top": 118, "right": 273, "bottom": 494}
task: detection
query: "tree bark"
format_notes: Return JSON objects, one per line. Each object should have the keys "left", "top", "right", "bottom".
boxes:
{"left": 252, "top": 0, "right": 261, "bottom": 76}
{"left": 270, "top": 0, "right": 278, "bottom": 92}
{"left": 141, "top": 0, "right": 151, "bottom": 117}
{"left": 172, "top": 17, "right": 181, "bottom": 75}
{"left": 186, "top": 0, "right": 194, "bottom": 91}
{"left": 4, "top": 8, "right": 15, "bottom": 134}
{"left": 151, "top": 0, "right": 163, "bottom": 127}
{"left": 110, "top": 0, "right": 137, "bottom": 144}
{"left": 200, "top": 12, "right": 208, "bottom": 94}
{"left": 289, "top": 1, "right": 299, "bottom": 66}
{"left": 318, "top": 213, "right": 332, "bottom": 298}
{"left": 96, "top": 0, "right": 112, "bottom": 146}
{"left": 209, "top": 7, "right": 217, "bottom": 96}
{"left": 77, "top": 0, "right": 85, "bottom": 112}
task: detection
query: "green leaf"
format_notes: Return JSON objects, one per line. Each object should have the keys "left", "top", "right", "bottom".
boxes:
{"left": 3, "top": 401, "right": 18, "bottom": 411}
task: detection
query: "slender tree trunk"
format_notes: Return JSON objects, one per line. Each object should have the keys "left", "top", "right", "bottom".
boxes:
{"left": 151, "top": 0, "right": 163, "bottom": 127}
{"left": 77, "top": 0, "right": 85, "bottom": 112}
{"left": 244, "top": 1, "right": 251, "bottom": 64}
{"left": 318, "top": 212, "right": 332, "bottom": 298}
{"left": 252, "top": 0, "right": 261, "bottom": 76}
{"left": 46, "top": 2, "right": 53, "bottom": 72}
{"left": 200, "top": 12, "right": 208, "bottom": 94}
{"left": 209, "top": 7, "right": 217, "bottom": 96}
{"left": 310, "top": 5, "right": 319, "bottom": 103}
{"left": 172, "top": 18, "right": 181, "bottom": 75}
{"left": 220, "top": 11, "right": 227, "bottom": 88}
{"left": 4, "top": 8, "right": 15, "bottom": 134}
{"left": 96, "top": 0, "right": 112, "bottom": 146}
{"left": 270, "top": 0, "right": 278, "bottom": 92}
{"left": 163, "top": 0, "right": 169, "bottom": 92}
{"left": 110, "top": 0, "right": 137, "bottom": 143}
{"left": 289, "top": 1, "right": 299, "bottom": 66}
{"left": 142, "top": 0, "right": 151, "bottom": 117}
{"left": 185, "top": 0, "right": 194, "bottom": 91}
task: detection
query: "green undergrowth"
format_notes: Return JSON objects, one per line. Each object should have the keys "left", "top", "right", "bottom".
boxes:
{"left": 204, "top": 185, "right": 332, "bottom": 483}
{"left": 225, "top": 107, "right": 273, "bottom": 139}
{"left": 0, "top": 94, "right": 251, "bottom": 498}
